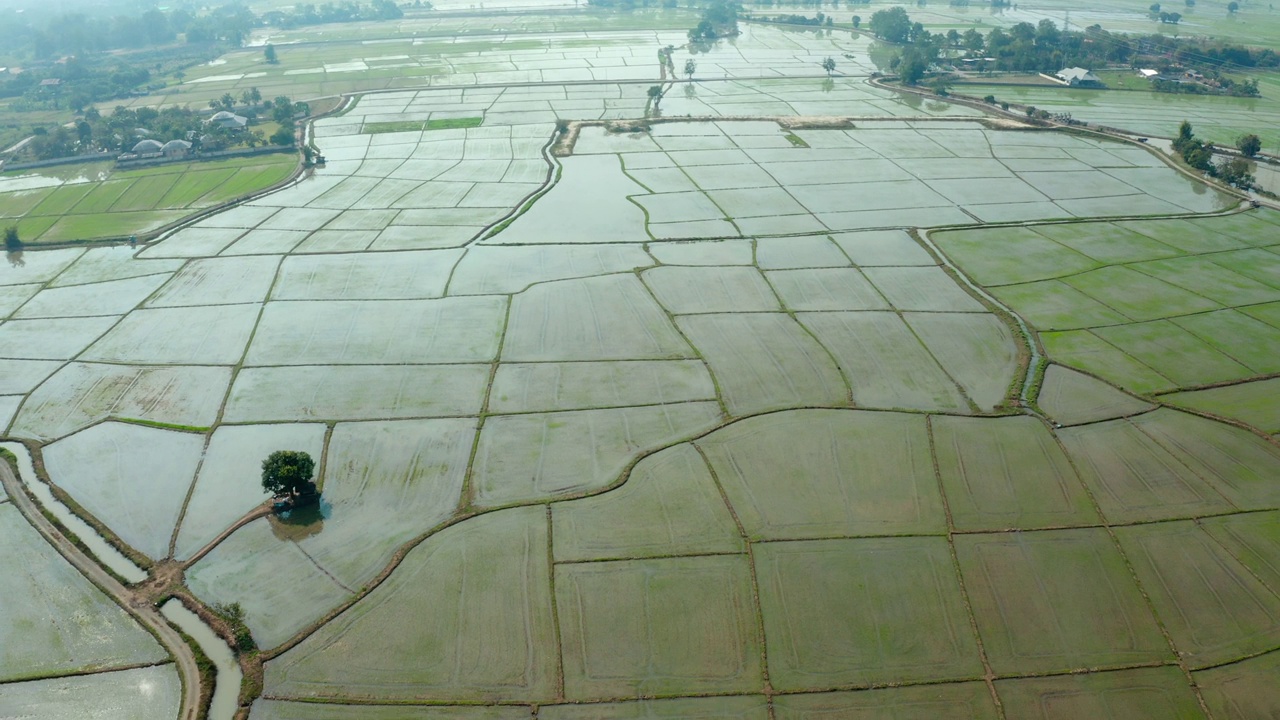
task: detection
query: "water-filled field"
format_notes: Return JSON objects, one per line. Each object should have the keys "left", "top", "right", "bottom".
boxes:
{"left": 3, "top": 19, "right": 1279, "bottom": 718}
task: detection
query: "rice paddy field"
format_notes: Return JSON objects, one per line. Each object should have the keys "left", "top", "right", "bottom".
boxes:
{"left": 3, "top": 5, "right": 1280, "bottom": 719}
{"left": 0, "top": 154, "right": 299, "bottom": 245}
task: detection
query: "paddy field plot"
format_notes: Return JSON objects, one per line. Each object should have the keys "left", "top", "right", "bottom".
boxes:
{"left": 556, "top": 555, "right": 761, "bottom": 699}
{"left": 1195, "top": 650, "right": 1280, "bottom": 720}
{"left": 0, "top": 154, "right": 297, "bottom": 244}
{"left": 550, "top": 443, "right": 742, "bottom": 562}
{"left": 12, "top": 274, "right": 170, "bottom": 320}
{"left": 250, "top": 702, "right": 532, "bottom": 720}
{"left": 931, "top": 415, "right": 1098, "bottom": 531}
{"left": 145, "top": 255, "right": 281, "bottom": 307}
{"left": 954, "top": 528, "right": 1172, "bottom": 675}
{"left": 270, "top": 249, "right": 462, "bottom": 300}
{"left": 11, "top": 363, "right": 230, "bottom": 441}
{"left": 472, "top": 402, "right": 722, "bottom": 506}
{"left": 42, "top": 422, "right": 205, "bottom": 559}
{"left": 186, "top": 519, "right": 354, "bottom": 649}
{"left": 501, "top": 274, "right": 693, "bottom": 362}
{"left": 1036, "top": 364, "right": 1155, "bottom": 426}
{"left": 1115, "top": 521, "right": 1280, "bottom": 668}
{"left": 81, "top": 304, "right": 261, "bottom": 366}
{"left": 0, "top": 665, "right": 181, "bottom": 720}
{"left": 221, "top": 364, "right": 489, "bottom": 422}
{"left": 289, "top": 418, "right": 476, "bottom": 589}
{"left": 448, "top": 244, "right": 651, "bottom": 295}
{"left": 244, "top": 297, "right": 507, "bottom": 366}
{"left": 697, "top": 411, "right": 944, "bottom": 540}
{"left": 1057, "top": 418, "right": 1237, "bottom": 523}
{"left": 0, "top": 502, "right": 165, "bottom": 681}
{"left": 935, "top": 211, "right": 1280, "bottom": 394}
{"left": 488, "top": 360, "right": 715, "bottom": 413}
{"left": 263, "top": 506, "right": 558, "bottom": 702}
{"left": 1129, "top": 409, "right": 1280, "bottom": 510}
{"left": 773, "top": 684, "right": 998, "bottom": 720}
{"left": 540, "top": 696, "right": 769, "bottom": 720}
{"left": 1165, "top": 378, "right": 1280, "bottom": 435}
{"left": 757, "top": 536, "right": 982, "bottom": 689}
{"left": 796, "top": 312, "right": 973, "bottom": 412}
{"left": 995, "top": 668, "right": 1207, "bottom": 720}
{"left": 173, "top": 423, "right": 327, "bottom": 561}
{"left": 677, "top": 313, "right": 849, "bottom": 416}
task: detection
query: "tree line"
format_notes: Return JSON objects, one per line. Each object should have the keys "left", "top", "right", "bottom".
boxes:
{"left": 19, "top": 93, "right": 307, "bottom": 162}
{"left": 1, "top": 0, "right": 415, "bottom": 62}
{"left": 866, "top": 7, "right": 1276, "bottom": 85}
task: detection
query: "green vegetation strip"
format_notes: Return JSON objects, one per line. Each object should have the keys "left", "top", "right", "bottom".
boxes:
{"left": 363, "top": 117, "right": 482, "bottom": 135}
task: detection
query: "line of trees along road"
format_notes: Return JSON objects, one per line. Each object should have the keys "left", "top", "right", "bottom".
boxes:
{"left": 866, "top": 6, "right": 1277, "bottom": 84}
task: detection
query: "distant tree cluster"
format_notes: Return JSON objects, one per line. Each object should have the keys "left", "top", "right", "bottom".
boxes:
{"left": 1174, "top": 121, "right": 1256, "bottom": 189}
{"left": 755, "top": 12, "right": 834, "bottom": 26}
{"left": 688, "top": 0, "right": 741, "bottom": 41}
{"left": 0, "top": 0, "right": 420, "bottom": 62}
{"left": 260, "top": 0, "right": 407, "bottom": 30}
{"left": 16, "top": 91, "right": 307, "bottom": 161}
{"left": 866, "top": 7, "right": 1275, "bottom": 88}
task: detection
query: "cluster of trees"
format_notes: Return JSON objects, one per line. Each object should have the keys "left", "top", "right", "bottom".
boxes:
{"left": 688, "top": 0, "right": 741, "bottom": 41}
{"left": 756, "top": 12, "right": 835, "bottom": 26}
{"left": 867, "top": 7, "right": 1274, "bottom": 87}
{"left": 587, "top": 0, "right": 681, "bottom": 9}
{"left": 866, "top": 7, "right": 939, "bottom": 82}
{"left": 1173, "top": 121, "right": 1256, "bottom": 189}
{"left": 743, "top": 0, "right": 869, "bottom": 6}
{"left": 259, "top": 0, "right": 407, "bottom": 30}
{"left": 0, "top": 59, "right": 153, "bottom": 112}
{"left": 19, "top": 92, "right": 307, "bottom": 161}
{"left": 1166, "top": 40, "right": 1279, "bottom": 69}
{"left": 1, "top": 0, "right": 420, "bottom": 62}
{"left": 1152, "top": 75, "right": 1259, "bottom": 96}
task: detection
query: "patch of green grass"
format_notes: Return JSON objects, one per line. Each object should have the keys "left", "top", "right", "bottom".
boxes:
{"left": 70, "top": 179, "right": 133, "bottom": 215}
{"left": 0, "top": 187, "right": 54, "bottom": 218}
{"left": 783, "top": 132, "right": 809, "bottom": 148}
{"left": 427, "top": 117, "right": 483, "bottom": 131}
{"left": 363, "top": 120, "right": 425, "bottom": 134}
{"left": 40, "top": 210, "right": 186, "bottom": 243}
{"left": 27, "top": 184, "right": 95, "bottom": 216}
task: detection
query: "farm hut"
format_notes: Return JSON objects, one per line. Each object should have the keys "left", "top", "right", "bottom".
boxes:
{"left": 161, "top": 139, "right": 192, "bottom": 158}
{"left": 208, "top": 111, "right": 249, "bottom": 129}
{"left": 1055, "top": 67, "right": 1103, "bottom": 87}
{"left": 131, "top": 139, "right": 164, "bottom": 155}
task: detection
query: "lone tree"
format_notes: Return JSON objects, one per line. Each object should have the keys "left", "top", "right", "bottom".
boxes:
{"left": 647, "top": 84, "right": 665, "bottom": 110}
{"left": 822, "top": 57, "right": 837, "bottom": 76}
{"left": 684, "top": 59, "right": 697, "bottom": 79}
{"left": 4, "top": 226, "right": 21, "bottom": 253}
{"left": 261, "top": 450, "right": 316, "bottom": 497}
{"left": 1237, "top": 133, "right": 1262, "bottom": 157}
{"left": 265, "top": 43, "right": 278, "bottom": 64}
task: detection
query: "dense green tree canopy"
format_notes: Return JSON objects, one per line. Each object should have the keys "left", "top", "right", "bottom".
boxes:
{"left": 261, "top": 451, "right": 316, "bottom": 497}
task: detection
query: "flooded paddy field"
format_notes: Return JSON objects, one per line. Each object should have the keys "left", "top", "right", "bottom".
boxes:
{"left": 3, "top": 8, "right": 1280, "bottom": 719}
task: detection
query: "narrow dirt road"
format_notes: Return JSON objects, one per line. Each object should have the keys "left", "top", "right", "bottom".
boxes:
{"left": 0, "top": 462, "right": 202, "bottom": 720}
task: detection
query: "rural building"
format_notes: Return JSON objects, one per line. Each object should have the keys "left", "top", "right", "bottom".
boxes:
{"left": 131, "top": 138, "right": 164, "bottom": 155}
{"left": 1055, "top": 67, "right": 1103, "bottom": 87}
{"left": 208, "top": 111, "right": 249, "bottom": 129}
{"left": 161, "top": 139, "right": 193, "bottom": 158}
{"left": 1138, "top": 68, "right": 1159, "bottom": 78}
